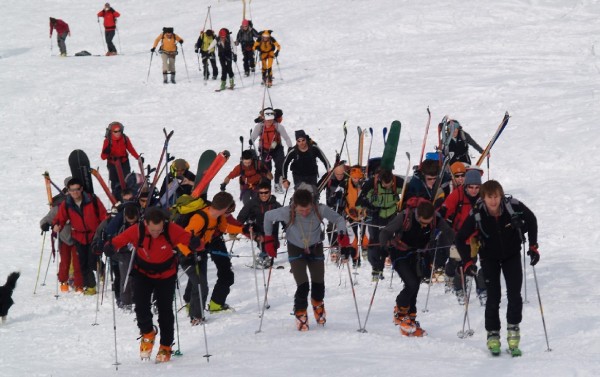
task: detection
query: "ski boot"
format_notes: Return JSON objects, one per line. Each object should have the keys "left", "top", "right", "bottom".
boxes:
{"left": 433, "top": 267, "right": 445, "bottom": 283}
{"left": 208, "top": 300, "right": 231, "bottom": 313}
{"left": 139, "top": 326, "right": 158, "bottom": 360}
{"left": 487, "top": 331, "right": 501, "bottom": 356}
{"left": 244, "top": 70, "right": 250, "bottom": 77}
{"left": 393, "top": 306, "right": 416, "bottom": 334}
{"left": 295, "top": 309, "right": 309, "bottom": 331}
{"left": 477, "top": 289, "right": 487, "bottom": 306}
{"left": 455, "top": 289, "right": 465, "bottom": 305}
{"left": 507, "top": 324, "right": 522, "bottom": 357}
{"left": 220, "top": 80, "right": 227, "bottom": 91}
{"left": 60, "top": 282, "right": 69, "bottom": 293}
{"left": 163, "top": 73, "right": 168, "bottom": 84}
{"left": 155, "top": 345, "right": 172, "bottom": 363}
{"left": 229, "top": 78, "right": 235, "bottom": 89}
{"left": 83, "top": 287, "right": 96, "bottom": 296}
{"left": 170, "top": 73, "right": 176, "bottom": 84}
{"left": 371, "top": 270, "right": 383, "bottom": 282}
{"left": 311, "top": 299, "right": 326, "bottom": 326}
{"left": 403, "top": 313, "right": 427, "bottom": 337}
{"left": 190, "top": 316, "right": 205, "bottom": 326}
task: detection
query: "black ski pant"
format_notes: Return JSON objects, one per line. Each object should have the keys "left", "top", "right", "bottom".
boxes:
{"left": 133, "top": 272, "right": 176, "bottom": 347}
{"left": 391, "top": 251, "right": 420, "bottom": 314}
{"left": 201, "top": 52, "right": 218, "bottom": 79}
{"left": 481, "top": 254, "right": 523, "bottom": 331}
{"left": 208, "top": 238, "right": 234, "bottom": 306}
{"left": 288, "top": 243, "right": 325, "bottom": 311}
{"left": 183, "top": 253, "right": 208, "bottom": 319}
{"left": 57, "top": 32, "right": 68, "bottom": 54}
{"left": 105, "top": 30, "right": 116, "bottom": 53}
{"left": 242, "top": 48, "right": 255, "bottom": 73}
{"left": 115, "top": 250, "right": 134, "bottom": 306}
{"left": 291, "top": 174, "right": 318, "bottom": 189}
{"left": 367, "top": 215, "right": 393, "bottom": 273}
{"left": 261, "top": 145, "right": 285, "bottom": 185}
{"left": 75, "top": 243, "right": 97, "bottom": 288}
{"left": 219, "top": 57, "right": 234, "bottom": 81}
{"left": 107, "top": 159, "right": 131, "bottom": 201}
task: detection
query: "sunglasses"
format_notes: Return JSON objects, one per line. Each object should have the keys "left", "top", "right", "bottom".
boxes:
{"left": 454, "top": 173, "right": 465, "bottom": 178}
{"left": 113, "top": 130, "right": 122, "bottom": 134}
{"left": 258, "top": 191, "right": 270, "bottom": 195}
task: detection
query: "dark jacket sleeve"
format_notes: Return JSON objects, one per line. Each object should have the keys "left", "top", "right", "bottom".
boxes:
{"left": 464, "top": 131, "right": 484, "bottom": 153}
{"left": 455, "top": 213, "right": 477, "bottom": 262}
{"left": 518, "top": 201, "right": 538, "bottom": 246}
{"left": 379, "top": 212, "right": 405, "bottom": 247}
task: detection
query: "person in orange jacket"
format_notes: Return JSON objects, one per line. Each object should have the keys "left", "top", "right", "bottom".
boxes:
{"left": 103, "top": 207, "right": 192, "bottom": 363}
{"left": 52, "top": 178, "right": 107, "bottom": 295}
{"left": 49, "top": 17, "right": 70, "bottom": 56}
{"left": 97, "top": 3, "right": 120, "bottom": 55}
{"left": 151, "top": 27, "right": 184, "bottom": 84}
{"left": 179, "top": 192, "right": 248, "bottom": 323}
{"left": 253, "top": 30, "right": 280, "bottom": 87}
{"left": 100, "top": 121, "right": 141, "bottom": 201}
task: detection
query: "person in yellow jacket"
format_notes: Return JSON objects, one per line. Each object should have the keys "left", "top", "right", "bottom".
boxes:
{"left": 194, "top": 29, "right": 218, "bottom": 81}
{"left": 178, "top": 192, "right": 250, "bottom": 323}
{"left": 253, "top": 30, "right": 280, "bottom": 87}
{"left": 151, "top": 27, "right": 184, "bottom": 84}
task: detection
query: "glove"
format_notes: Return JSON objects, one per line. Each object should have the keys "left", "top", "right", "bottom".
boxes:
{"left": 527, "top": 243, "right": 540, "bottom": 266}
{"left": 274, "top": 50, "right": 279, "bottom": 58}
{"left": 179, "top": 40, "right": 184, "bottom": 44}
{"left": 150, "top": 47, "right": 156, "bottom": 53}
{"left": 337, "top": 232, "right": 350, "bottom": 248}
{"left": 220, "top": 183, "right": 227, "bottom": 192}
{"left": 340, "top": 247, "right": 353, "bottom": 259}
{"left": 263, "top": 235, "right": 277, "bottom": 258}
{"left": 463, "top": 259, "right": 477, "bottom": 277}
{"left": 195, "top": 48, "right": 199, "bottom": 53}
{"left": 243, "top": 223, "right": 256, "bottom": 235}
{"left": 348, "top": 207, "right": 358, "bottom": 219}
{"left": 232, "top": 53, "right": 237, "bottom": 62}
{"left": 103, "top": 242, "right": 116, "bottom": 258}
{"left": 188, "top": 235, "right": 205, "bottom": 252}
{"left": 41, "top": 223, "right": 51, "bottom": 232}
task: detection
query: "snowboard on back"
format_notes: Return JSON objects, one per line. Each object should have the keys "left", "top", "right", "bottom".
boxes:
{"left": 194, "top": 150, "right": 218, "bottom": 197}
{"left": 380, "top": 121, "right": 401, "bottom": 171}
{"left": 68, "top": 149, "right": 94, "bottom": 194}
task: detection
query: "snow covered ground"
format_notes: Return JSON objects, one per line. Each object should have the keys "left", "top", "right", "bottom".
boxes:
{"left": 1, "top": 0, "right": 599, "bottom": 376}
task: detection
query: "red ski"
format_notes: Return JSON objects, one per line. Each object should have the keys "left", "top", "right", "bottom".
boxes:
{"left": 43, "top": 171, "right": 53, "bottom": 208}
{"left": 191, "top": 150, "right": 231, "bottom": 198}
{"left": 90, "top": 168, "right": 118, "bottom": 205}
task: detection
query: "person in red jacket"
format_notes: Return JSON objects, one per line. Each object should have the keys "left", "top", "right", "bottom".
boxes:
{"left": 52, "top": 178, "right": 107, "bottom": 295}
{"left": 49, "top": 17, "right": 70, "bottom": 56}
{"left": 220, "top": 149, "right": 273, "bottom": 205}
{"left": 100, "top": 121, "right": 141, "bottom": 201}
{"left": 103, "top": 207, "right": 192, "bottom": 363}
{"left": 97, "top": 3, "right": 120, "bottom": 56}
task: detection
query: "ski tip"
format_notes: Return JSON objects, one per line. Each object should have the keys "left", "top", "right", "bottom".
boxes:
{"left": 222, "top": 150, "right": 231, "bottom": 158}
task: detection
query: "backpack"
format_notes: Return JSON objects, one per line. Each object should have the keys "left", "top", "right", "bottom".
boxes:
{"left": 391, "top": 196, "right": 437, "bottom": 251}
{"left": 472, "top": 195, "right": 524, "bottom": 243}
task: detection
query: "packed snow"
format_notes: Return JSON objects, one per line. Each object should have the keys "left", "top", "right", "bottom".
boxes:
{"left": 1, "top": 0, "right": 599, "bottom": 376}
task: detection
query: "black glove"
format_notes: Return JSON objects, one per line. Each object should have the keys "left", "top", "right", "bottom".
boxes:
{"left": 195, "top": 48, "right": 199, "bottom": 53}
{"left": 510, "top": 214, "right": 524, "bottom": 230}
{"left": 232, "top": 53, "right": 237, "bottom": 62}
{"left": 242, "top": 223, "right": 256, "bottom": 235}
{"left": 103, "top": 242, "right": 116, "bottom": 258}
{"left": 220, "top": 183, "right": 227, "bottom": 192}
{"left": 340, "top": 247, "right": 353, "bottom": 259}
{"left": 41, "top": 223, "right": 51, "bottom": 232}
{"left": 463, "top": 259, "right": 477, "bottom": 277}
{"left": 274, "top": 50, "right": 279, "bottom": 58}
{"left": 188, "top": 235, "right": 204, "bottom": 251}
{"left": 150, "top": 47, "right": 156, "bottom": 53}
{"left": 179, "top": 40, "right": 184, "bottom": 44}
{"left": 527, "top": 243, "right": 540, "bottom": 266}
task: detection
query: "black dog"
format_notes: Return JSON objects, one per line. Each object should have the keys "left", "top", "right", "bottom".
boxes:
{"left": 0, "top": 272, "right": 20, "bottom": 323}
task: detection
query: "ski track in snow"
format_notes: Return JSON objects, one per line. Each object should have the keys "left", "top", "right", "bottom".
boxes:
{"left": 1, "top": 0, "right": 599, "bottom": 376}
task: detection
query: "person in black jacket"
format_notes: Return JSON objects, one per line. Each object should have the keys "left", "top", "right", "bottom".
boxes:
{"left": 235, "top": 19, "right": 259, "bottom": 76}
{"left": 237, "top": 181, "right": 282, "bottom": 266}
{"left": 282, "top": 130, "right": 330, "bottom": 190}
{"left": 455, "top": 180, "right": 538, "bottom": 353}
{"left": 445, "top": 120, "right": 484, "bottom": 165}
{"left": 159, "top": 158, "right": 196, "bottom": 206}
{"left": 211, "top": 28, "right": 236, "bottom": 90}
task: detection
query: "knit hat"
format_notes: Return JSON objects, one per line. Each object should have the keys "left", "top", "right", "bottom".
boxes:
{"left": 450, "top": 162, "right": 466, "bottom": 175}
{"left": 464, "top": 170, "right": 482, "bottom": 186}
{"left": 211, "top": 192, "right": 234, "bottom": 210}
{"left": 295, "top": 130, "right": 307, "bottom": 140}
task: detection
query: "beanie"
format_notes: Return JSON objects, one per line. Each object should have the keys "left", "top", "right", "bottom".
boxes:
{"left": 295, "top": 130, "right": 307, "bottom": 140}
{"left": 464, "top": 170, "right": 482, "bottom": 186}
{"left": 450, "top": 162, "right": 466, "bottom": 175}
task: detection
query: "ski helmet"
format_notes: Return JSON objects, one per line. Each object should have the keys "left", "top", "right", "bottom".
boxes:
{"left": 450, "top": 162, "right": 466, "bottom": 176}
{"left": 262, "top": 31, "right": 271, "bottom": 38}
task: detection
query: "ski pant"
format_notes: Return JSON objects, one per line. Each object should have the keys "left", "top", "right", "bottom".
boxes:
{"left": 259, "top": 53, "right": 274, "bottom": 81}
{"left": 391, "top": 250, "right": 421, "bottom": 314}
{"left": 183, "top": 253, "right": 209, "bottom": 320}
{"left": 481, "top": 254, "right": 523, "bottom": 331}
{"left": 58, "top": 241, "right": 83, "bottom": 287}
{"left": 367, "top": 215, "right": 393, "bottom": 273}
{"left": 116, "top": 251, "right": 134, "bottom": 306}
{"left": 107, "top": 159, "right": 131, "bottom": 201}
{"left": 242, "top": 48, "right": 255, "bottom": 73}
{"left": 57, "top": 32, "right": 68, "bottom": 54}
{"left": 291, "top": 174, "right": 318, "bottom": 189}
{"left": 219, "top": 57, "right": 234, "bottom": 81}
{"left": 133, "top": 272, "right": 176, "bottom": 347}
{"left": 208, "top": 238, "right": 234, "bottom": 306}
{"left": 161, "top": 52, "right": 176, "bottom": 73}
{"left": 240, "top": 188, "right": 255, "bottom": 207}
{"left": 261, "top": 145, "right": 285, "bottom": 185}
{"left": 105, "top": 29, "right": 116, "bottom": 53}
{"left": 288, "top": 242, "right": 325, "bottom": 311}
{"left": 201, "top": 51, "right": 218, "bottom": 79}
{"left": 74, "top": 242, "right": 97, "bottom": 288}
{"left": 445, "top": 257, "right": 486, "bottom": 293}
{"left": 110, "top": 257, "right": 120, "bottom": 303}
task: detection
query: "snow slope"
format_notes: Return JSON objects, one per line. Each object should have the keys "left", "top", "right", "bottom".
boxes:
{"left": 1, "top": 0, "right": 599, "bottom": 376}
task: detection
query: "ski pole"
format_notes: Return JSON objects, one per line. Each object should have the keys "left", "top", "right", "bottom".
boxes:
{"left": 361, "top": 271, "right": 381, "bottom": 332}
{"left": 50, "top": 36, "right": 53, "bottom": 56}
{"left": 255, "top": 257, "right": 274, "bottom": 334}
{"left": 108, "top": 258, "right": 121, "bottom": 370}
{"left": 34, "top": 232, "right": 47, "bottom": 294}
{"left": 92, "top": 257, "right": 103, "bottom": 326}
{"left": 41, "top": 239, "right": 54, "bottom": 286}
{"left": 145, "top": 51, "right": 154, "bottom": 84}
{"left": 422, "top": 245, "right": 439, "bottom": 313}
{"left": 98, "top": 18, "right": 106, "bottom": 53}
{"left": 457, "top": 269, "right": 474, "bottom": 338}
{"left": 172, "top": 278, "right": 183, "bottom": 356}
{"left": 249, "top": 229, "right": 262, "bottom": 315}
{"left": 275, "top": 55, "right": 283, "bottom": 81}
{"left": 532, "top": 266, "right": 552, "bottom": 351}
{"left": 344, "top": 257, "right": 364, "bottom": 332}
{"left": 522, "top": 238, "right": 529, "bottom": 304}
{"left": 116, "top": 26, "right": 122, "bottom": 54}
{"left": 282, "top": 186, "right": 289, "bottom": 205}
{"left": 53, "top": 236, "right": 60, "bottom": 299}
{"left": 193, "top": 255, "right": 211, "bottom": 362}
{"left": 180, "top": 44, "right": 191, "bottom": 83}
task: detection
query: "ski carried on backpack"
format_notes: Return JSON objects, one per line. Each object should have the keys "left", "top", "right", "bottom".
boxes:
{"left": 380, "top": 120, "right": 401, "bottom": 171}
{"left": 114, "top": 159, "right": 127, "bottom": 193}
{"left": 357, "top": 126, "right": 365, "bottom": 167}
{"left": 90, "top": 168, "right": 118, "bottom": 205}
{"left": 43, "top": 172, "right": 54, "bottom": 208}
{"left": 144, "top": 129, "right": 174, "bottom": 201}
{"left": 191, "top": 150, "right": 231, "bottom": 198}
{"left": 194, "top": 150, "right": 218, "bottom": 187}
{"left": 317, "top": 123, "right": 348, "bottom": 193}
{"left": 419, "top": 107, "right": 432, "bottom": 165}
{"left": 437, "top": 116, "right": 451, "bottom": 158}
{"left": 397, "top": 152, "right": 411, "bottom": 210}
{"left": 475, "top": 112, "right": 510, "bottom": 167}
{"left": 68, "top": 149, "right": 94, "bottom": 194}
